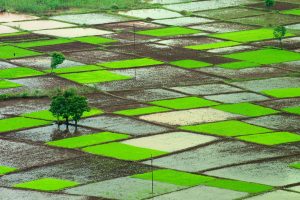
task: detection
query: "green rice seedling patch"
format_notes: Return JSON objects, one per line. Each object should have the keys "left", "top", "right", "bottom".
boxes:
{"left": 137, "top": 27, "right": 200, "bottom": 37}
{"left": 0, "top": 79, "right": 22, "bottom": 89}
{"left": 237, "top": 132, "right": 300, "bottom": 146}
{"left": 0, "top": 117, "right": 51, "bottom": 133}
{"left": 99, "top": 58, "right": 163, "bottom": 69}
{"left": 262, "top": 88, "right": 300, "bottom": 98}
{"left": 224, "top": 49, "right": 300, "bottom": 65}
{"left": 22, "top": 108, "right": 103, "bottom": 121}
{"left": 82, "top": 142, "right": 167, "bottom": 161}
{"left": 210, "top": 28, "right": 294, "bottom": 43}
{"left": 14, "top": 178, "right": 79, "bottom": 191}
{"left": 47, "top": 132, "right": 130, "bottom": 149}
{"left": 59, "top": 70, "right": 131, "bottom": 84}
{"left": 0, "top": 67, "right": 44, "bottom": 79}
{"left": 180, "top": 120, "right": 272, "bottom": 137}
{"left": 44, "top": 65, "right": 103, "bottom": 74}
{"left": 281, "top": 9, "right": 300, "bottom": 16}
{"left": 186, "top": 41, "right": 240, "bottom": 51}
{"left": 114, "top": 106, "right": 170, "bottom": 116}
{"left": 214, "top": 103, "right": 279, "bottom": 117}
{"left": 204, "top": 179, "right": 273, "bottom": 193}
{"left": 0, "top": 166, "right": 17, "bottom": 175}
{"left": 170, "top": 59, "right": 212, "bottom": 69}
{"left": 72, "top": 36, "right": 117, "bottom": 45}
{"left": 0, "top": 31, "right": 28, "bottom": 38}
{"left": 282, "top": 106, "right": 300, "bottom": 115}
{"left": 218, "top": 61, "right": 261, "bottom": 69}
{"left": 150, "top": 97, "right": 219, "bottom": 110}
{"left": 289, "top": 162, "right": 300, "bottom": 169}
{"left": 132, "top": 169, "right": 215, "bottom": 187}
{"left": 14, "top": 38, "right": 72, "bottom": 48}
{"left": 0, "top": 45, "right": 41, "bottom": 59}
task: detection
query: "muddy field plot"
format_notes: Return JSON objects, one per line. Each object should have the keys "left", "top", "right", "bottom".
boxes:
{"left": 1, "top": 1, "right": 300, "bottom": 199}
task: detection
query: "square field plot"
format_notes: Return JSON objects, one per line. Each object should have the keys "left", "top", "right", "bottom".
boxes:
{"left": 186, "top": 41, "right": 241, "bottom": 50}
{"left": 139, "top": 108, "right": 241, "bottom": 126}
{"left": 72, "top": 36, "right": 117, "bottom": 45}
{"left": 14, "top": 178, "right": 79, "bottom": 191}
{"left": 132, "top": 169, "right": 215, "bottom": 186}
{"left": 0, "top": 80, "right": 22, "bottom": 89}
{"left": 180, "top": 120, "right": 272, "bottom": 137}
{"left": 155, "top": 185, "right": 247, "bottom": 200}
{"left": 114, "top": 106, "right": 170, "bottom": 116}
{"left": 0, "top": 12, "right": 38, "bottom": 22}
{"left": 59, "top": 70, "right": 131, "bottom": 84}
{"left": 119, "top": 9, "right": 182, "bottom": 19}
{"left": 204, "top": 92, "right": 269, "bottom": 103}
{"left": 0, "top": 166, "right": 17, "bottom": 175}
{"left": 4, "top": 20, "right": 75, "bottom": 31}
{"left": 0, "top": 117, "right": 51, "bottom": 133}
{"left": 34, "top": 28, "right": 112, "bottom": 38}
{"left": 217, "top": 61, "right": 261, "bottom": 69}
{"left": 99, "top": 58, "right": 163, "bottom": 69}
{"left": 79, "top": 115, "right": 169, "bottom": 136}
{"left": 214, "top": 103, "right": 279, "bottom": 117}
{"left": 153, "top": 17, "right": 213, "bottom": 26}
{"left": 170, "top": 59, "right": 212, "bottom": 69}
{"left": 82, "top": 142, "right": 167, "bottom": 161}
{"left": 137, "top": 27, "right": 200, "bottom": 37}
{"left": 65, "top": 176, "right": 184, "bottom": 200}
{"left": 171, "top": 84, "right": 242, "bottom": 95}
{"left": 150, "top": 97, "right": 219, "bottom": 110}
{"left": 15, "top": 38, "right": 73, "bottom": 48}
{"left": 237, "top": 132, "right": 300, "bottom": 146}
{"left": 262, "top": 88, "right": 300, "bottom": 98}
{"left": 51, "top": 13, "right": 130, "bottom": 25}
{"left": 210, "top": 28, "right": 294, "bottom": 43}
{"left": 0, "top": 46, "right": 41, "bottom": 59}
{"left": 47, "top": 132, "right": 130, "bottom": 149}
{"left": 224, "top": 49, "right": 300, "bottom": 65}
{"left": 122, "top": 132, "right": 217, "bottom": 152}
{"left": 0, "top": 67, "right": 44, "bottom": 79}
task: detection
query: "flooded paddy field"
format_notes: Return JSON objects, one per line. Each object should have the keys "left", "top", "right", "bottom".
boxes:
{"left": 0, "top": 0, "right": 300, "bottom": 199}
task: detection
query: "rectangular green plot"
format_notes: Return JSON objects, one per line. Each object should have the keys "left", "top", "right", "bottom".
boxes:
{"left": 170, "top": 59, "right": 212, "bottom": 69}
{"left": 14, "top": 38, "right": 72, "bottom": 48}
{"left": 218, "top": 61, "right": 261, "bottom": 69}
{"left": 180, "top": 120, "right": 272, "bottom": 137}
{"left": 47, "top": 132, "right": 130, "bottom": 149}
{"left": 22, "top": 108, "right": 103, "bottom": 121}
{"left": 44, "top": 65, "right": 103, "bottom": 74}
{"left": 214, "top": 103, "right": 279, "bottom": 117}
{"left": 203, "top": 179, "right": 273, "bottom": 193}
{"left": 14, "top": 178, "right": 79, "bottom": 191}
{"left": 0, "top": 45, "right": 41, "bottom": 59}
{"left": 114, "top": 106, "right": 170, "bottom": 116}
{"left": 59, "top": 70, "right": 131, "bottom": 84}
{"left": 82, "top": 142, "right": 167, "bottom": 161}
{"left": 224, "top": 49, "right": 300, "bottom": 65}
{"left": 237, "top": 132, "right": 300, "bottom": 146}
{"left": 0, "top": 117, "right": 51, "bottom": 133}
{"left": 186, "top": 41, "right": 240, "bottom": 50}
{"left": 150, "top": 97, "right": 219, "bottom": 110}
{"left": 0, "top": 166, "right": 17, "bottom": 175}
{"left": 132, "top": 169, "right": 215, "bottom": 187}
{"left": 289, "top": 162, "right": 300, "bottom": 169}
{"left": 0, "top": 67, "right": 44, "bottom": 79}
{"left": 210, "top": 28, "right": 294, "bottom": 43}
{"left": 262, "top": 88, "right": 300, "bottom": 98}
{"left": 99, "top": 58, "right": 163, "bottom": 69}
{"left": 0, "top": 80, "right": 22, "bottom": 89}
{"left": 72, "top": 36, "right": 117, "bottom": 45}
{"left": 0, "top": 31, "right": 28, "bottom": 38}
{"left": 137, "top": 27, "right": 200, "bottom": 37}
{"left": 282, "top": 106, "right": 300, "bottom": 115}
{"left": 281, "top": 9, "right": 300, "bottom": 16}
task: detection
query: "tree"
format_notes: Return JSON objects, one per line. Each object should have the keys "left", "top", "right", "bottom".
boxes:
{"left": 50, "top": 52, "right": 65, "bottom": 73}
{"left": 273, "top": 26, "right": 286, "bottom": 49}
{"left": 265, "top": 0, "right": 275, "bottom": 9}
{"left": 69, "top": 95, "right": 90, "bottom": 131}
{"left": 49, "top": 89, "right": 90, "bottom": 131}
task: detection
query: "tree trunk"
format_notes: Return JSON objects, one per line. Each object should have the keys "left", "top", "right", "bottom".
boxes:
{"left": 75, "top": 120, "right": 78, "bottom": 132}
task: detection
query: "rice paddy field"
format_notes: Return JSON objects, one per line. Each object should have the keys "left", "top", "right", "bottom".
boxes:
{"left": 0, "top": 0, "right": 300, "bottom": 199}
